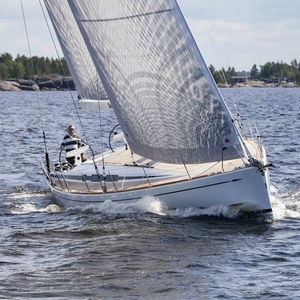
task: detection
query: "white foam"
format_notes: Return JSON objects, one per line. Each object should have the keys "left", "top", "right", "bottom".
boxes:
{"left": 75, "top": 196, "right": 167, "bottom": 215}
{"left": 7, "top": 192, "right": 42, "bottom": 200}
{"left": 44, "top": 204, "right": 63, "bottom": 213}
{"left": 69, "top": 196, "right": 252, "bottom": 219}
{"left": 4, "top": 188, "right": 49, "bottom": 200}
{"left": 10, "top": 203, "right": 62, "bottom": 214}
{"left": 167, "top": 203, "right": 253, "bottom": 219}
{"left": 271, "top": 187, "right": 300, "bottom": 220}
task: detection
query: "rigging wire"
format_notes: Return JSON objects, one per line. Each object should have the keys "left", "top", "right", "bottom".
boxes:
{"left": 39, "top": 0, "right": 109, "bottom": 191}
{"left": 203, "top": 20, "right": 228, "bottom": 86}
{"left": 202, "top": 18, "right": 253, "bottom": 162}
{"left": 20, "top": 0, "right": 51, "bottom": 175}
{"left": 38, "top": 0, "right": 89, "bottom": 145}
{"left": 96, "top": 80, "right": 107, "bottom": 191}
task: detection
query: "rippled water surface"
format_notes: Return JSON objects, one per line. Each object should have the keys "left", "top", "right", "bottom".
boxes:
{"left": 0, "top": 89, "right": 299, "bottom": 299}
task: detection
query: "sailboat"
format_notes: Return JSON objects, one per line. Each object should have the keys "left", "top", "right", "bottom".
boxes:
{"left": 40, "top": 0, "right": 272, "bottom": 213}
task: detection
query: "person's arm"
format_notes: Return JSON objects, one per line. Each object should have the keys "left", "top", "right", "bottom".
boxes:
{"left": 61, "top": 137, "right": 66, "bottom": 150}
{"left": 76, "top": 135, "right": 85, "bottom": 147}
{"left": 79, "top": 139, "right": 86, "bottom": 147}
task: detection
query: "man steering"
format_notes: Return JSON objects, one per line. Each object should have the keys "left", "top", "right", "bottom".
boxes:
{"left": 61, "top": 125, "right": 86, "bottom": 166}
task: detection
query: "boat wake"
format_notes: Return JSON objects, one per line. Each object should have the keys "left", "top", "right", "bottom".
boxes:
{"left": 270, "top": 185, "right": 300, "bottom": 220}
{"left": 67, "top": 196, "right": 167, "bottom": 216}
{"left": 10, "top": 203, "right": 62, "bottom": 214}
{"left": 65, "top": 197, "right": 264, "bottom": 219}
{"left": 68, "top": 184, "right": 299, "bottom": 219}
{"left": 166, "top": 204, "right": 251, "bottom": 219}
{"left": 2, "top": 187, "right": 62, "bottom": 215}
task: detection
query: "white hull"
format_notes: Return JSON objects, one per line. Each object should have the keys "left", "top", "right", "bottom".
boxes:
{"left": 49, "top": 166, "right": 272, "bottom": 213}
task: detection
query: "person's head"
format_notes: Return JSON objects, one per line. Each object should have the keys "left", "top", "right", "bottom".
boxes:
{"left": 68, "top": 125, "right": 75, "bottom": 136}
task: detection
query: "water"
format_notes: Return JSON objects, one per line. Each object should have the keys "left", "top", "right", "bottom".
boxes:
{"left": 0, "top": 89, "right": 299, "bottom": 299}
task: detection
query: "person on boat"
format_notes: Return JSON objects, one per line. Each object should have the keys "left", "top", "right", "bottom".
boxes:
{"left": 60, "top": 125, "right": 87, "bottom": 166}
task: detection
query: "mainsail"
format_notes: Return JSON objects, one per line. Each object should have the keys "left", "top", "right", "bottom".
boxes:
{"left": 43, "top": 0, "right": 108, "bottom": 100}
{"left": 68, "top": 0, "right": 244, "bottom": 164}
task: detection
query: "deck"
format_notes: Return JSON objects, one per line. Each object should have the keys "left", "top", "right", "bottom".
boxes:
{"left": 51, "top": 138, "right": 263, "bottom": 194}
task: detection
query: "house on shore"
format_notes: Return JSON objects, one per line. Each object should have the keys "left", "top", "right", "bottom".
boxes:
{"left": 269, "top": 77, "right": 292, "bottom": 84}
{"left": 231, "top": 76, "right": 250, "bottom": 84}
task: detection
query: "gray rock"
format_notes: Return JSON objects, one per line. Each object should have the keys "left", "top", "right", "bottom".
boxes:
{"left": 38, "top": 76, "right": 75, "bottom": 90}
{"left": 17, "top": 79, "right": 39, "bottom": 91}
{"left": 38, "top": 80, "right": 58, "bottom": 90}
{"left": 0, "top": 80, "right": 21, "bottom": 91}
{"left": 0, "top": 76, "right": 75, "bottom": 91}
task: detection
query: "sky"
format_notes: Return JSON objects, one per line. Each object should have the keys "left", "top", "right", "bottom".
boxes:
{"left": 0, "top": 0, "right": 299, "bottom": 71}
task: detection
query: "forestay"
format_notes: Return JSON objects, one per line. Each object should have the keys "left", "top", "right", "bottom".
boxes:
{"left": 68, "top": 0, "right": 244, "bottom": 164}
{"left": 43, "top": 0, "right": 108, "bottom": 100}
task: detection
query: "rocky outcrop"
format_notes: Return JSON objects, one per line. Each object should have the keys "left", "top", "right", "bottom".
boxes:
{"left": 0, "top": 80, "right": 22, "bottom": 91}
{"left": 17, "top": 79, "right": 39, "bottom": 91}
{"left": 37, "top": 76, "right": 75, "bottom": 91}
{"left": 0, "top": 79, "right": 40, "bottom": 91}
{"left": 0, "top": 76, "right": 75, "bottom": 91}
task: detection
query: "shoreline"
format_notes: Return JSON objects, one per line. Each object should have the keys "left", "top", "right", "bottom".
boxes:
{"left": 0, "top": 76, "right": 75, "bottom": 92}
{"left": 218, "top": 80, "right": 300, "bottom": 88}
{"left": 0, "top": 78, "right": 299, "bottom": 92}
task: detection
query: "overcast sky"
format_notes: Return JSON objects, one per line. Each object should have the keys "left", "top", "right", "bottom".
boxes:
{"left": 0, "top": 0, "right": 299, "bottom": 71}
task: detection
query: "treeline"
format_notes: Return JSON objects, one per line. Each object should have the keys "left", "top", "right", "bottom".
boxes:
{"left": 209, "top": 59, "right": 300, "bottom": 84}
{"left": 253, "top": 59, "right": 300, "bottom": 83}
{"left": 1, "top": 52, "right": 300, "bottom": 84}
{"left": 0, "top": 52, "right": 70, "bottom": 80}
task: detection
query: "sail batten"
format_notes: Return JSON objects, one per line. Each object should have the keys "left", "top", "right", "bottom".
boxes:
{"left": 79, "top": 9, "right": 172, "bottom": 23}
{"left": 68, "top": 0, "right": 244, "bottom": 164}
{"left": 43, "top": 0, "right": 108, "bottom": 100}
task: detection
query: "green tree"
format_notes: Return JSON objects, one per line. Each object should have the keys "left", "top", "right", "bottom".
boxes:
{"left": 0, "top": 53, "right": 14, "bottom": 79}
{"left": 10, "top": 61, "right": 25, "bottom": 79}
{"left": 209, "top": 64, "right": 225, "bottom": 84}
{"left": 214, "top": 71, "right": 225, "bottom": 84}
{"left": 227, "top": 66, "right": 237, "bottom": 83}
{"left": 0, "top": 53, "right": 13, "bottom": 64}
{"left": 0, "top": 63, "right": 9, "bottom": 79}
{"left": 250, "top": 64, "right": 259, "bottom": 80}
{"left": 1, "top": 51, "right": 299, "bottom": 84}
{"left": 291, "top": 59, "right": 298, "bottom": 69}
{"left": 43, "top": 57, "right": 52, "bottom": 74}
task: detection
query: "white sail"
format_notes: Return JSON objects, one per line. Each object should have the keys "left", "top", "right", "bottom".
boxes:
{"left": 43, "top": 0, "right": 108, "bottom": 100}
{"left": 67, "top": 0, "right": 244, "bottom": 164}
